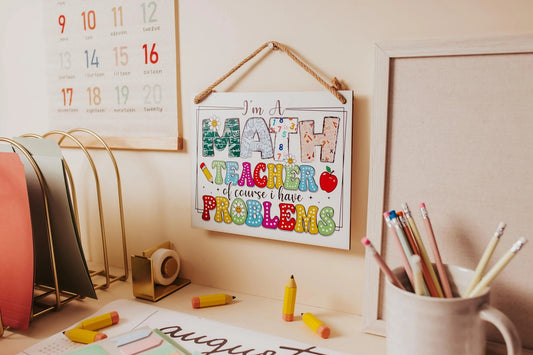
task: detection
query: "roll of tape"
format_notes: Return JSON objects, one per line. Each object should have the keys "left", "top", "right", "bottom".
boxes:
{"left": 151, "top": 248, "right": 180, "bottom": 286}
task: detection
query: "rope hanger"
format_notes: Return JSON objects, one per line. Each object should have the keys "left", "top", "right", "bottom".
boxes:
{"left": 194, "top": 41, "right": 347, "bottom": 104}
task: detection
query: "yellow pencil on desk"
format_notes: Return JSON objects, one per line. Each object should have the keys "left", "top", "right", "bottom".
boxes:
{"left": 77, "top": 311, "right": 119, "bottom": 331}
{"left": 301, "top": 312, "right": 330, "bottom": 339}
{"left": 282, "top": 275, "right": 297, "bottom": 321}
{"left": 191, "top": 293, "right": 235, "bottom": 308}
{"left": 64, "top": 328, "right": 107, "bottom": 344}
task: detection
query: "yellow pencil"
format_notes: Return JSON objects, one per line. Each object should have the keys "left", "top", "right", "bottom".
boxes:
{"left": 77, "top": 311, "right": 119, "bottom": 331}
{"left": 64, "top": 328, "right": 107, "bottom": 344}
{"left": 468, "top": 237, "right": 527, "bottom": 298}
{"left": 191, "top": 293, "right": 235, "bottom": 308}
{"left": 302, "top": 312, "right": 330, "bottom": 339}
{"left": 282, "top": 275, "right": 297, "bottom": 321}
{"left": 200, "top": 162, "right": 213, "bottom": 183}
{"left": 464, "top": 222, "right": 506, "bottom": 297}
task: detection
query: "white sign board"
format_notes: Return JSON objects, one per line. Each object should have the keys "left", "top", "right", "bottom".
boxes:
{"left": 192, "top": 91, "right": 353, "bottom": 250}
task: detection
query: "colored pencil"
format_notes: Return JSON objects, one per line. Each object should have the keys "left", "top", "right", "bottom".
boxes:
{"left": 361, "top": 237, "right": 405, "bottom": 290}
{"left": 411, "top": 255, "right": 425, "bottom": 296}
{"left": 390, "top": 211, "right": 429, "bottom": 296}
{"left": 402, "top": 202, "right": 444, "bottom": 298}
{"left": 467, "top": 237, "right": 527, "bottom": 298}
{"left": 384, "top": 212, "right": 414, "bottom": 287}
{"left": 464, "top": 222, "right": 506, "bottom": 297}
{"left": 420, "top": 203, "right": 453, "bottom": 298}
{"left": 398, "top": 211, "right": 439, "bottom": 297}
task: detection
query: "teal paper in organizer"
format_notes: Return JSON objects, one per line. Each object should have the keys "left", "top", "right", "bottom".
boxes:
{"left": 13, "top": 137, "right": 96, "bottom": 299}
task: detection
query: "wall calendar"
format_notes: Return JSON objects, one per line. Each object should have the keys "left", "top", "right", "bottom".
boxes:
{"left": 44, "top": 0, "right": 180, "bottom": 150}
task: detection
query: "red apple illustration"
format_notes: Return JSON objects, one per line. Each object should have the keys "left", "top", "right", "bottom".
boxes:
{"left": 320, "top": 166, "right": 338, "bottom": 193}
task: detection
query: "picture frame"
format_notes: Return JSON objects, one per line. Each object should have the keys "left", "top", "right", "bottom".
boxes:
{"left": 362, "top": 35, "right": 533, "bottom": 351}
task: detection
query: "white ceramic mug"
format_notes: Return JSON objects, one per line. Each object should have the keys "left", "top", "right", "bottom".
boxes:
{"left": 385, "top": 264, "right": 521, "bottom": 355}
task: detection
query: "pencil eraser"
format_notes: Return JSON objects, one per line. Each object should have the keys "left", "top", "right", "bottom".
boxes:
{"left": 383, "top": 212, "right": 390, "bottom": 218}
{"left": 388, "top": 210, "right": 397, "bottom": 218}
{"left": 420, "top": 202, "right": 426, "bottom": 208}
{"left": 110, "top": 311, "right": 119, "bottom": 325}
{"left": 317, "top": 324, "right": 331, "bottom": 339}
{"left": 397, "top": 211, "right": 403, "bottom": 217}
{"left": 361, "top": 237, "right": 370, "bottom": 246}
{"left": 191, "top": 297, "right": 200, "bottom": 309}
{"left": 94, "top": 333, "right": 107, "bottom": 341}
{"left": 282, "top": 314, "right": 294, "bottom": 321}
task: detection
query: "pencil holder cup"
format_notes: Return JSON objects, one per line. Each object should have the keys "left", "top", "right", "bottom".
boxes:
{"left": 385, "top": 264, "right": 521, "bottom": 355}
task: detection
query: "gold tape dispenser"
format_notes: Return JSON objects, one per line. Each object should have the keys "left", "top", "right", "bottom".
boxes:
{"left": 131, "top": 241, "right": 190, "bottom": 301}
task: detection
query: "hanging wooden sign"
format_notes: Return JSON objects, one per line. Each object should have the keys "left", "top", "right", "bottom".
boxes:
{"left": 192, "top": 90, "right": 353, "bottom": 249}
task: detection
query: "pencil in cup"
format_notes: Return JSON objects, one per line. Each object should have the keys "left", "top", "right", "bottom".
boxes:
{"left": 464, "top": 222, "right": 506, "bottom": 296}
{"left": 420, "top": 203, "right": 453, "bottom": 298}
{"left": 397, "top": 211, "right": 432, "bottom": 296}
{"left": 411, "top": 255, "right": 425, "bottom": 296}
{"left": 361, "top": 237, "right": 405, "bottom": 290}
{"left": 467, "top": 237, "right": 527, "bottom": 298}
{"left": 383, "top": 212, "right": 414, "bottom": 288}
{"left": 402, "top": 202, "right": 444, "bottom": 298}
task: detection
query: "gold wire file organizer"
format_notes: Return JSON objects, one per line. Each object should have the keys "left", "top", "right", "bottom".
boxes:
{"left": 0, "top": 129, "right": 128, "bottom": 334}
{"left": 41, "top": 129, "right": 129, "bottom": 289}
{"left": 0, "top": 137, "right": 79, "bottom": 332}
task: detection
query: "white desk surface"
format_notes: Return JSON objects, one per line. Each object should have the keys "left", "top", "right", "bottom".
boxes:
{"left": 2, "top": 280, "right": 386, "bottom": 354}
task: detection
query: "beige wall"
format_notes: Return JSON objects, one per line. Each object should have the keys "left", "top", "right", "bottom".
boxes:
{"left": 2, "top": 0, "right": 533, "bottom": 315}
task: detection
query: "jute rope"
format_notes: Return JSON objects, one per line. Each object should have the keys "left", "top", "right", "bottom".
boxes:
{"left": 194, "top": 41, "right": 347, "bottom": 104}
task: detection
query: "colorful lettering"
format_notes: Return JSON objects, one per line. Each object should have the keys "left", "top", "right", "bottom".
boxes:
{"left": 238, "top": 162, "right": 255, "bottom": 187}
{"left": 262, "top": 201, "right": 279, "bottom": 229}
{"left": 299, "top": 117, "right": 340, "bottom": 163}
{"left": 230, "top": 198, "right": 247, "bottom": 225}
{"left": 225, "top": 161, "right": 239, "bottom": 185}
{"left": 318, "top": 207, "right": 336, "bottom": 236}
{"left": 211, "top": 160, "right": 226, "bottom": 185}
{"left": 298, "top": 165, "right": 318, "bottom": 192}
{"left": 202, "top": 118, "right": 240, "bottom": 157}
{"left": 278, "top": 203, "right": 296, "bottom": 231}
{"left": 270, "top": 117, "right": 298, "bottom": 161}
{"left": 253, "top": 162, "right": 267, "bottom": 188}
{"left": 214, "top": 196, "right": 232, "bottom": 223}
{"left": 245, "top": 200, "right": 263, "bottom": 227}
{"left": 266, "top": 163, "right": 284, "bottom": 189}
{"left": 294, "top": 204, "right": 319, "bottom": 234}
{"left": 240, "top": 117, "right": 273, "bottom": 159}
{"left": 283, "top": 165, "right": 300, "bottom": 190}
{"left": 202, "top": 195, "right": 216, "bottom": 221}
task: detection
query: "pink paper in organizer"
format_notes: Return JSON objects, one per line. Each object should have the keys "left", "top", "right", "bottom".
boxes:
{"left": 0, "top": 152, "right": 34, "bottom": 330}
